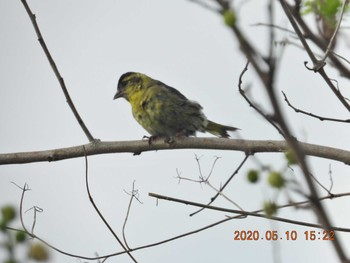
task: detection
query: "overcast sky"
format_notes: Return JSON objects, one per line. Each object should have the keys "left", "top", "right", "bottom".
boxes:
{"left": 1, "top": 1, "right": 350, "bottom": 262}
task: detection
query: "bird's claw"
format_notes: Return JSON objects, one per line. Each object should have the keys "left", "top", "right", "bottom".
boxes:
{"left": 142, "top": 135, "right": 158, "bottom": 145}
{"left": 142, "top": 135, "right": 175, "bottom": 145}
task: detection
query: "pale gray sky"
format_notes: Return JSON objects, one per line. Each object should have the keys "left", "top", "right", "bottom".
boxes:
{"left": 1, "top": 1, "right": 350, "bottom": 262}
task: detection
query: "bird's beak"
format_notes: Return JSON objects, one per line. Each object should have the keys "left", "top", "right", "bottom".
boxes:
{"left": 113, "top": 90, "right": 124, "bottom": 100}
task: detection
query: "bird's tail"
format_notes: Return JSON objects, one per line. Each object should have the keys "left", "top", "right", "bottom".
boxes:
{"left": 206, "top": 120, "right": 238, "bottom": 138}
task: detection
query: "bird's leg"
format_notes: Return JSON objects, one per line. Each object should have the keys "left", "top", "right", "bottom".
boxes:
{"left": 164, "top": 136, "right": 175, "bottom": 144}
{"left": 163, "top": 130, "right": 188, "bottom": 145}
{"left": 142, "top": 135, "right": 176, "bottom": 145}
{"left": 142, "top": 135, "right": 159, "bottom": 145}
{"left": 175, "top": 129, "right": 190, "bottom": 137}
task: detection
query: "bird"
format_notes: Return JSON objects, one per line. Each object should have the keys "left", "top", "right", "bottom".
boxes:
{"left": 113, "top": 72, "right": 238, "bottom": 140}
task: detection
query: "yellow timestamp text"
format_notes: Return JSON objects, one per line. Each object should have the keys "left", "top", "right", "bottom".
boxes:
{"left": 233, "top": 230, "right": 335, "bottom": 241}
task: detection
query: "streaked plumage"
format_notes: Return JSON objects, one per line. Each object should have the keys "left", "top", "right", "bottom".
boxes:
{"left": 113, "top": 72, "right": 238, "bottom": 138}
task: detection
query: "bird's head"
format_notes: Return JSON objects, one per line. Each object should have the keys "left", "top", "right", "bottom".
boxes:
{"left": 114, "top": 72, "right": 151, "bottom": 101}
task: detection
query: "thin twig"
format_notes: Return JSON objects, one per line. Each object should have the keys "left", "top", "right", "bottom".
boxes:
{"left": 238, "top": 61, "right": 284, "bottom": 135}
{"left": 279, "top": 0, "right": 322, "bottom": 69}
{"left": 122, "top": 181, "right": 142, "bottom": 250}
{"left": 24, "top": 206, "right": 43, "bottom": 234}
{"left": 194, "top": 154, "right": 206, "bottom": 180}
{"left": 190, "top": 154, "right": 249, "bottom": 216}
{"left": 149, "top": 192, "right": 350, "bottom": 231}
{"left": 187, "top": 0, "right": 220, "bottom": 13}
{"left": 17, "top": 183, "right": 104, "bottom": 260}
{"left": 251, "top": 22, "right": 297, "bottom": 35}
{"left": 282, "top": 91, "right": 350, "bottom": 123}
{"left": 13, "top": 182, "right": 350, "bottom": 261}
{"left": 319, "top": 0, "right": 348, "bottom": 66}
{"left": 328, "top": 164, "right": 334, "bottom": 193}
{"left": 309, "top": 172, "right": 333, "bottom": 196}
{"left": 331, "top": 50, "right": 350, "bottom": 65}
{"left": 100, "top": 190, "right": 350, "bottom": 258}
{"left": 267, "top": 0, "right": 276, "bottom": 74}
{"left": 290, "top": 2, "right": 350, "bottom": 78}
{"left": 83, "top": 146, "right": 138, "bottom": 263}
{"left": 279, "top": 0, "right": 350, "bottom": 113}
{"left": 177, "top": 169, "right": 243, "bottom": 211}
{"left": 18, "top": 183, "right": 31, "bottom": 235}
{"left": 20, "top": 0, "right": 96, "bottom": 142}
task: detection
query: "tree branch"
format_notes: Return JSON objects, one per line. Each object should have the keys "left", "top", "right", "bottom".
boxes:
{"left": 14, "top": 182, "right": 350, "bottom": 261}
{"left": 1, "top": 138, "right": 350, "bottom": 165}
{"left": 290, "top": 2, "right": 350, "bottom": 78}
{"left": 238, "top": 62, "right": 284, "bottom": 135}
{"left": 282, "top": 91, "right": 350, "bottom": 123}
{"left": 148, "top": 192, "right": 350, "bottom": 232}
{"left": 20, "top": 0, "right": 96, "bottom": 142}
{"left": 318, "top": 0, "right": 348, "bottom": 66}
{"left": 83, "top": 148, "right": 138, "bottom": 262}
{"left": 279, "top": 0, "right": 350, "bottom": 113}
{"left": 189, "top": 154, "right": 249, "bottom": 216}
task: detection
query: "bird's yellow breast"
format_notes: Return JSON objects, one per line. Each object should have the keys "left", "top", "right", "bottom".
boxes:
{"left": 127, "top": 87, "right": 163, "bottom": 135}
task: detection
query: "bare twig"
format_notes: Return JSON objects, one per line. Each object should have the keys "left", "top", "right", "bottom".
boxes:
{"left": 282, "top": 91, "right": 350, "bottom": 123}
{"left": 190, "top": 154, "right": 249, "bottom": 216}
{"left": 149, "top": 192, "right": 350, "bottom": 231}
{"left": 18, "top": 183, "right": 31, "bottom": 235}
{"left": 24, "top": 206, "right": 43, "bottom": 234}
{"left": 187, "top": 0, "right": 220, "bottom": 12}
{"left": 20, "top": 0, "right": 96, "bottom": 142}
{"left": 122, "top": 181, "right": 142, "bottom": 250}
{"left": 251, "top": 22, "right": 297, "bottom": 35}
{"left": 101, "top": 190, "right": 350, "bottom": 258}
{"left": 267, "top": 0, "right": 276, "bottom": 73}
{"left": 195, "top": 154, "right": 206, "bottom": 181}
{"left": 17, "top": 183, "right": 104, "bottom": 260}
{"left": 318, "top": 0, "right": 349, "bottom": 66}
{"left": 309, "top": 172, "right": 334, "bottom": 196}
{"left": 83, "top": 146, "right": 138, "bottom": 263}
{"left": 331, "top": 50, "right": 350, "bottom": 65}
{"left": 177, "top": 165, "right": 244, "bottom": 211}
{"left": 290, "top": 3, "right": 350, "bottom": 78}
{"left": 328, "top": 164, "right": 334, "bottom": 193}
{"left": 279, "top": 0, "right": 350, "bottom": 113}
{"left": 280, "top": 1, "right": 323, "bottom": 69}
{"left": 13, "top": 182, "right": 350, "bottom": 261}
{"left": 238, "top": 62, "right": 284, "bottom": 135}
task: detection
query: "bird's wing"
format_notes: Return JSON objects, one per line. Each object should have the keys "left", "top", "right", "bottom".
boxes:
{"left": 145, "top": 83, "right": 207, "bottom": 134}
{"left": 156, "top": 81, "right": 189, "bottom": 101}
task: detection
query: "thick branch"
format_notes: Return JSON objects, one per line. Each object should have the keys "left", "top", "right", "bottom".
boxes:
{"left": 0, "top": 138, "right": 349, "bottom": 165}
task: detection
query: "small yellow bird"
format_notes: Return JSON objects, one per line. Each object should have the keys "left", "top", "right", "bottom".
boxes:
{"left": 113, "top": 72, "right": 238, "bottom": 138}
